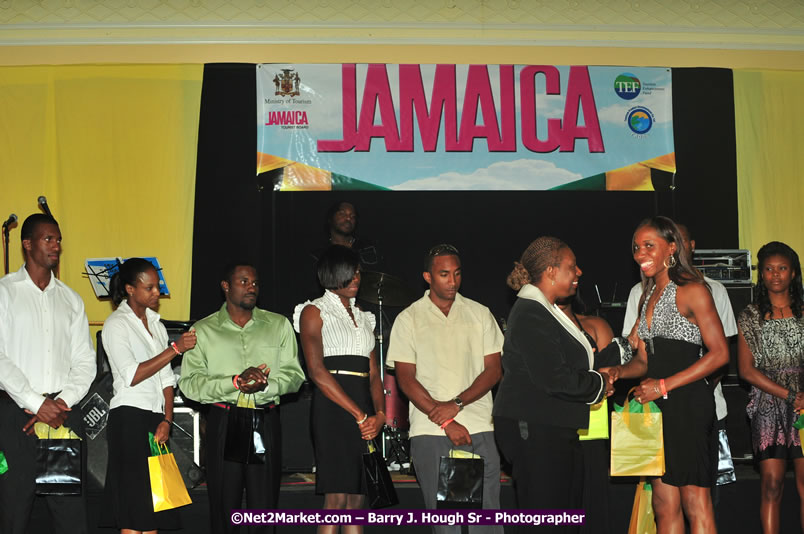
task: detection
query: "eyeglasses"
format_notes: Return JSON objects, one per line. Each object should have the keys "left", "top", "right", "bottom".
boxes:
{"left": 427, "top": 243, "right": 460, "bottom": 257}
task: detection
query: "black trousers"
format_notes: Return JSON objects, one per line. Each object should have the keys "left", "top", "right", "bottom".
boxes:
{"left": 0, "top": 397, "right": 89, "bottom": 534}
{"left": 205, "top": 404, "right": 282, "bottom": 534}
{"left": 494, "top": 417, "right": 583, "bottom": 534}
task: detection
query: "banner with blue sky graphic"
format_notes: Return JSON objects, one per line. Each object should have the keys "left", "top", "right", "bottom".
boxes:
{"left": 257, "top": 64, "right": 674, "bottom": 191}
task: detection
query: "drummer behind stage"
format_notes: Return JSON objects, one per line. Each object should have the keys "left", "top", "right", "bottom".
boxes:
{"left": 312, "top": 201, "right": 382, "bottom": 269}
{"left": 388, "top": 244, "right": 504, "bottom": 534}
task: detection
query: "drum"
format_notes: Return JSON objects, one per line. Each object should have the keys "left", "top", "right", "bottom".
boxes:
{"left": 383, "top": 367, "right": 409, "bottom": 430}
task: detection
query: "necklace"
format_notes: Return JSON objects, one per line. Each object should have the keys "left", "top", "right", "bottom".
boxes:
{"left": 329, "top": 235, "right": 355, "bottom": 247}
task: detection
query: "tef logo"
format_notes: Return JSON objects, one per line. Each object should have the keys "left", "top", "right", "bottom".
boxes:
{"left": 614, "top": 73, "right": 641, "bottom": 100}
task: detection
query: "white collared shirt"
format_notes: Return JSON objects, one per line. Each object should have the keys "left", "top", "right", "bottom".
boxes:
{"left": 102, "top": 300, "right": 177, "bottom": 413}
{"left": 0, "top": 264, "right": 96, "bottom": 413}
{"left": 293, "top": 290, "right": 376, "bottom": 357}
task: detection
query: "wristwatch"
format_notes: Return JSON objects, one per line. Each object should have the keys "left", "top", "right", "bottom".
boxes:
{"left": 453, "top": 397, "right": 463, "bottom": 411}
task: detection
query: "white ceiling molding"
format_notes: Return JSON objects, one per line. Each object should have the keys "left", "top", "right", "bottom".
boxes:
{"left": 0, "top": 0, "right": 802, "bottom": 50}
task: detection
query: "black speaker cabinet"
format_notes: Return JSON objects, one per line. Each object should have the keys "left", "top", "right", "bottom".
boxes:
{"left": 280, "top": 381, "right": 315, "bottom": 473}
{"left": 724, "top": 284, "right": 753, "bottom": 377}
{"left": 725, "top": 284, "right": 753, "bottom": 319}
{"left": 722, "top": 380, "right": 753, "bottom": 462}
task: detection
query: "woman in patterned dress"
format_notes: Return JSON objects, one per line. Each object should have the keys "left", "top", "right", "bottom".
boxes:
{"left": 294, "top": 245, "right": 385, "bottom": 534}
{"left": 737, "top": 241, "right": 804, "bottom": 534}
{"left": 602, "top": 216, "right": 729, "bottom": 534}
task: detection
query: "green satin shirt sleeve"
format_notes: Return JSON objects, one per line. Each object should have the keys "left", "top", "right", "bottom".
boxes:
{"left": 263, "top": 316, "right": 304, "bottom": 402}
{"left": 178, "top": 306, "right": 305, "bottom": 405}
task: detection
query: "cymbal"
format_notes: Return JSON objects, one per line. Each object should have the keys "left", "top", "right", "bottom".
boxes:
{"left": 358, "top": 271, "right": 417, "bottom": 307}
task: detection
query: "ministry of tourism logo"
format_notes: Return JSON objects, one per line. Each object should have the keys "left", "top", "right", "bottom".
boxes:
{"left": 626, "top": 106, "right": 655, "bottom": 135}
{"left": 614, "top": 73, "right": 641, "bottom": 100}
{"left": 272, "top": 68, "right": 301, "bottom": 97}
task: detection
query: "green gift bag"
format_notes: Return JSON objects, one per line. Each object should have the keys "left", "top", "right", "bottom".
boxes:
{"left": 0, "top": 451, "right": 8, "bottom": 475}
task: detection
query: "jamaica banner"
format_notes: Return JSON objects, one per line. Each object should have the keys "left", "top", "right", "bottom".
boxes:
{"left": 257, "top": 64, "right": 674, "bottom": 191}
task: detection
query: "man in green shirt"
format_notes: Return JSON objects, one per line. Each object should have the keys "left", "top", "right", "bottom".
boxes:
{"left": 179, "top": 262, "right": 304, "bottom": 534}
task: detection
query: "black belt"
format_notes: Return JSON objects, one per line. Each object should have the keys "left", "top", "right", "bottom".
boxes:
{"left": 212, "top": 402, "right": 276, "bottom": 410}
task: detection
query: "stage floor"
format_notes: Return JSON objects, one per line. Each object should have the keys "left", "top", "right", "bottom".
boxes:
{"left": 28, "top": 464, "right": 803, "bottom": 533}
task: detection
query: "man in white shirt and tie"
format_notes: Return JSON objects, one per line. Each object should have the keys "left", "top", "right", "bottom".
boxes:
{"left": 0, "top": 213, "right": 96, "bottom": 534}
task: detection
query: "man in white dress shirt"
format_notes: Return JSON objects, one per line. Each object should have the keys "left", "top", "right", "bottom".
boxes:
{"left": 0, "top": 213, "right": 96, "bottom": 534}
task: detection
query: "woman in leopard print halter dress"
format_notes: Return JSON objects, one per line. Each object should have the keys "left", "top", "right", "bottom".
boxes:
{"left": 601, "top": 216, "right": 729, "bottom": 534}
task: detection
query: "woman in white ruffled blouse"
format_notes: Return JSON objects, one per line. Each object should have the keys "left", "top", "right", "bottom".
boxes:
{"left": 294, "top": 245, "right": 385, "bottom": 534}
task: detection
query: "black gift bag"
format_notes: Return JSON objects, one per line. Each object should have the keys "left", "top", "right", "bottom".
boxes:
{"left": 35, "top": 436, "right": 82, "bottom": 495}
{"left": 224, "top": 395, "right": 267, "bottom": 464}
{"left": 362, "top": 440, "right": 398, "bottom": 509}
{"left": 436, "top": 451, "right": 484, "bottom": 509}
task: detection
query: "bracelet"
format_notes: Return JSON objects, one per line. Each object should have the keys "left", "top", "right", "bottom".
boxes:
{"left": 162, "top": 418, "right": 172, "bottom": 425}
{"left": 440, "top": 418, "right": 454, "bottom": 429}
{"left": 787, "top": 390, "right": 797, "bottom": 404}
{"left": 170, "top": 342, "right": 181, "bottom": 355}
{"left": 659, "top": 379, "right": 668, "bottom": 400}
{"left": 233, "top": 375, "right": 240, "bottom": 390}
{"left": 376, "top": 410, "right": 385, "bottom": 418}
{"left": 356, "top": 413, "right": 368, "bottom": 425}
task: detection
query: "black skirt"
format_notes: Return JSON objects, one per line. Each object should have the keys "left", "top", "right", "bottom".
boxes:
{"left": 312, "top": 355, "right": 373, "bottom": 495}
{"left": 99, "top": 405, "right": 181, "bottom": 531}
{"left": 648, "top": 337, "right": 717, "bottom": 488}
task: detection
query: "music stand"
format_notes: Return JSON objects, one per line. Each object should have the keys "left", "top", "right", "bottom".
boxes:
{"left": 84, "top": 257, "right": 169, "bottom": 298}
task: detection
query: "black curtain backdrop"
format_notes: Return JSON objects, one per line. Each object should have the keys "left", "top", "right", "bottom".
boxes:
{"left": 191, "top": 64, "right": 738, "bottom": 336}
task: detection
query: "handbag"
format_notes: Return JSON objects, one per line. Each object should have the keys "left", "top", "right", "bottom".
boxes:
{"left": 35, "top": 425, "right": 82, "bottom": 495}
{"left": 578, "top": 397, "right": 609, "bottom": 441}
{"left": 716, "top": 428, "right": 736, "bottom": 486}
{"left": 436, "top": 448, "right": 484, "bottom": 509}
{"left": 627, "top": 478, "right": 657, "bottom": 534}
{"left": 148, "top": 436, "right": 193, "bottom": 512}
{"left": 362, "top": 439, "right": 398, "bottom": 509}
{"left": 224, "top": 394, "right": 267, "bottom": 464}
{"left": 611, "top": 387, "right": 665, "bottom": 477}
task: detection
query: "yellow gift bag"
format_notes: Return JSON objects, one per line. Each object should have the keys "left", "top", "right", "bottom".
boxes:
{"left": 611, "top": 388, "right": 665, "bottom": 477}
{"left": 578, "top": 398, "right": 608, "bottom": 441}
{"left": 627, "top": 478, "right": 657, "bottom": 534}
{"left": 148, "top": 438, "right": 192, "bottom": 512}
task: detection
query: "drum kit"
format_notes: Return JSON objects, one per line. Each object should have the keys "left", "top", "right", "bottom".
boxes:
{"left": 357, "top": 271, "right": 417, "bottom": 472}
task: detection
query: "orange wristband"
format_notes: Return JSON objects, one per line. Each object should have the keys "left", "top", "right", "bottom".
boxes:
{"left": 233, "top": 375, "right": 240, "bottom": 390}
{"left": 440, "top": 418, "right": 454, "bottom": 429}
{"left": 659, "top": 379, "right": 668, "bottom": 399}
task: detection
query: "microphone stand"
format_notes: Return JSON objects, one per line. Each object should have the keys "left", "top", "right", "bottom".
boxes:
{"left": 2, "top": 223, "right": 9, "bottom": 275}
{"left": 375, "top": 274, "right": 387, "bottom": 458}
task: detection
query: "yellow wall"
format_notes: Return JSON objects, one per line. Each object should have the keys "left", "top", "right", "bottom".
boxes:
{"left": 0, "top": 64, "right": 203, "bottom": 344}
{"left": 1, "top": 44, "right": 803, "bottom": 70}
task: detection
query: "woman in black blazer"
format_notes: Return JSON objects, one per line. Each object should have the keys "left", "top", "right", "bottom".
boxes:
{"left": 493, "top": 237, "right": 613, "bottom": 532}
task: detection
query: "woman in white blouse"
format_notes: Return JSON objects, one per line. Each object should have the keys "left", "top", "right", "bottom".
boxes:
{"left": 99, "top": 258, "right": 196, "bottom": 534}
{"left": 295, "top": 245, "right": 385, "bottom": 534}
